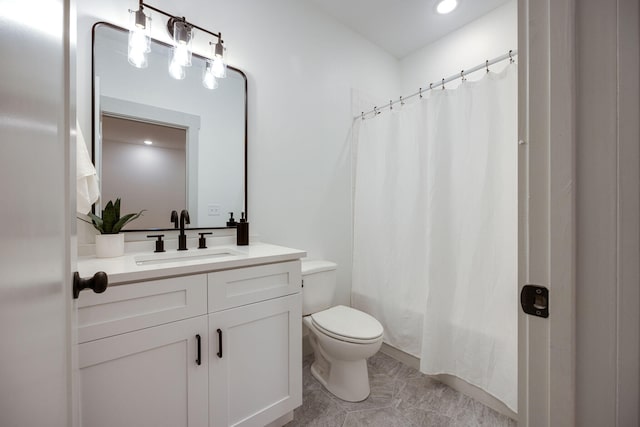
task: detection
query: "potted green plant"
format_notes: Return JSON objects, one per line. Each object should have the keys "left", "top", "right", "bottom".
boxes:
{"left": 89, "top": 199, "right": 145, "bottom": 258}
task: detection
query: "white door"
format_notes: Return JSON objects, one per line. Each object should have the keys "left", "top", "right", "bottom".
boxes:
{"left": 0, "top": 1, "right": 76, "bottom": 426}
{"left": 518, "top": 0, "right": 640, "bottom": 426}
{"left": 209, "top": 294, "right": 302, "bottom": 427}
{"left": 79, "top": 316, "right": 209, "bottom": 427}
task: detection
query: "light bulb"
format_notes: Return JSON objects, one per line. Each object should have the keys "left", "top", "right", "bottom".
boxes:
{"left": 128, "top": 8, "right": 150, "bottom": 68}
{"left": 202, "top": 61, "right": 218, "bottom": 89}
{"left": 436, "top": 0, "right": 458, "bottom": 14}
{"left": 129, "top": 30, "right": 148, "bottom": 53}
{"left": 210, "top": 41, "right": 227, "bottom": 78}
{"left": 168, "top": 59, "right": 185, "bottom": 80}
{"left": 172, "top": 44, "right": 190, "bottom": 67}
{"left": 212, "top": 56, "right": 226, "bottom": 79}
{"left": 128, "top": 46, "right": 148, "bottom": 68}
{"left": 171, "top": 20, "right": 193, "bottom": 67}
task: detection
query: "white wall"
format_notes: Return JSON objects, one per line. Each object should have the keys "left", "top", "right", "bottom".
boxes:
{"left": 77, "top": 0, "right": 400, "bottom": 305}
{"left": 400, "top": 0, "right": 517, "bottom": 94}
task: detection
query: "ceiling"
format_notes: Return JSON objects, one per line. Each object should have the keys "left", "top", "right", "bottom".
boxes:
{"left": 102, "top": 116, "right": 186, "bottom": 150}
{"left": 305, "top": 0, "right": 511, "bottom": 58}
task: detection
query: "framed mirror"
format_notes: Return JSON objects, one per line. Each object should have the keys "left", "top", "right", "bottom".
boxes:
{"left": 92, "top": 22, "right": 247, "bottom": 230}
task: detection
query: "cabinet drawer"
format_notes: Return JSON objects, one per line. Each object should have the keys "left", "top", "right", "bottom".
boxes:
{"left": 208, "top": 260, "right": 301, "bottom": 312}
{"left": 78, "top": 274, "right": 207, "bottom": 343}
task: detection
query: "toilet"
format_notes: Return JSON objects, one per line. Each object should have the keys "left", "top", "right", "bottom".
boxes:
{"left": 301, "top": 260, "right": 384, "bottom": 402}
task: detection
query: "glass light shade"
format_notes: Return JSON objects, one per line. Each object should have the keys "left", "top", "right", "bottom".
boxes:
{"left": 436, "top": 0, "right": 458, "bottom": 14}
{"left": 202, "top": 60, "right": 218, "bottom": 89}
{"left": 211, "top": 42, "right": 227, "bottom": 78}
{"left": 127, "top": 9, "right": 151, "bottom": 68}
{"left": 172, "top": 20, "right": 193, "bottom": 67}
{"left": 168, "top": 57, "right": 186, "bottom": 80}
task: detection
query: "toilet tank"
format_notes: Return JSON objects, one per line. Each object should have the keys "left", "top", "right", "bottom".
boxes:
{"left": 301, "top": 260, "right": 337, "bottom": 316}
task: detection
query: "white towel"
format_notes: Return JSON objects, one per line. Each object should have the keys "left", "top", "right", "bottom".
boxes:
{"left": 76, "top": 121, "right": 100, "bottom": 214}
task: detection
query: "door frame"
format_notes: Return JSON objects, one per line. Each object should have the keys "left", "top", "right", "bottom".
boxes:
{"left": 518, "top": 0, "right": 576, "bottom": 425}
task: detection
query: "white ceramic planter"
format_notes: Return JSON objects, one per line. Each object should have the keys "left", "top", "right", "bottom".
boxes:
{"left": 95, "top": 233, "right": 125, "bottom": 258}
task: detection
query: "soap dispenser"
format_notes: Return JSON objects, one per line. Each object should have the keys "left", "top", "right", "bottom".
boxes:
{"left": 226, "top": 212, "right": 237, "bottom": 227}
{"left": 236, "top": 212, "right": 249, "bottom": 246}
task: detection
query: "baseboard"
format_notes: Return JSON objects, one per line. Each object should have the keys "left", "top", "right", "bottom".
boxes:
{"left": 380, "top": 342, "right": 517, "bottom": 421}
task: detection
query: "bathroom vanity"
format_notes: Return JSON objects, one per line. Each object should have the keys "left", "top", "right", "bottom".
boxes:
{"left": 77, "top": 242, "right": 305, "bottom": 427}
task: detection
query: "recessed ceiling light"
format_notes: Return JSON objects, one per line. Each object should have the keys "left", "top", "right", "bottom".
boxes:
{"left": 436, "top": 0, "right": 458, "bottom": 14}
{"left": 143, "top": 140, "right": 153, "bottom": 145}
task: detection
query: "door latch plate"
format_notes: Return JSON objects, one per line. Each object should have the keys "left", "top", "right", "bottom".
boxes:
{"left": 520, "top": 284, "right": 549, "bottom": 318}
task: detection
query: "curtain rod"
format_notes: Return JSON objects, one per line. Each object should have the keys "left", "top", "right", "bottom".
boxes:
{"left": 357, "top": 49, "right": 518, "bottom": 120}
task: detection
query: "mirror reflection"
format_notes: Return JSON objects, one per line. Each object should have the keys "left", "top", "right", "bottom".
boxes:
{"left": 93, "top": 22, "right": 247, "bottom": 230}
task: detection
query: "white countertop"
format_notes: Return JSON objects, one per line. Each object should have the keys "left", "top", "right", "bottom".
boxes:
{"left": 78, "top": 242, "right": 307, "bottom": 285}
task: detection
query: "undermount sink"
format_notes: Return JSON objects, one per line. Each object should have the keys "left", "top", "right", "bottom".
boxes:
{"left": 135, "top": 248, "right": 240, "bottom": 266}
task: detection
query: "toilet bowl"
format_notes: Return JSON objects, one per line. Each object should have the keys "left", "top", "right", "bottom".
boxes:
{"left": 302, "top": 260, "right": 384, "bottom": 402}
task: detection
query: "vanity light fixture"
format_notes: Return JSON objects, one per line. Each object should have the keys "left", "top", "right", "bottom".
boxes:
{"left": 127, "top": 0, "right": 228, "bottom": 87}
{"left": 143, "top": 140, "right": 153, "bottom": 145}
{"left": 202, "top": 40, "right": 227, "bottom": 89}
{"left": 211, "top": 40, "right": 227, "bottom": 79}
{"left": 169, "top": 18, "right": 193, "bottom": 68}
{"left": 436, "top": 0, "right": 458, "bottom": 14}
{"left": 127, "top": 7, "right": 151, "bottom": 68}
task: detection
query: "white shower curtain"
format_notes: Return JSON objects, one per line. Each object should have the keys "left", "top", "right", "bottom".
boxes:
{"left": 352, "top": 64, "right": 517, "bottom": 411}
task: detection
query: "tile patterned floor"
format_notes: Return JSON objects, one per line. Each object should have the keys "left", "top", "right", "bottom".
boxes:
{"left": 286, "top": 352, "right": 516, "bottom": 427}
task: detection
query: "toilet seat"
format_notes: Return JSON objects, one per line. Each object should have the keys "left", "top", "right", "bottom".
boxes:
{"left": 311, "top": 305, "right": 383, "bottom": 344}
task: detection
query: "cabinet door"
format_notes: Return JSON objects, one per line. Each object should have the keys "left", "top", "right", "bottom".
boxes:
{"left": 79, "top": 316, "right": 208, "bottom": 427}
{"left": 209, "top": 293, "right": 302, "bottom": 427}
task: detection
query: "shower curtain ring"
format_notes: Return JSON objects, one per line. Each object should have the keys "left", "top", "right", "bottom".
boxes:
{"left": 374, "top": 106, "right": 379, "bottom": 115}
{"left": 430, "top": 83, "right": 433, "bottom": 90}
{"left": 389, "top": 100, "right": 393, "bottom": 110}
{"left": 400, "top": 96, "right": 404, "bottom": 106}
{"left": 441, "top": 78, "right": 445, "bottom": 89}
{"left": 461, "top": 70, "right": 466, "bottom": 82}
{"left": 509, "top": 50, "right": 514, "bottom": 63}
{"left": 419, "top": 87, "right": 423, "bottom": 99}
{"left": 486, "top": 60, "right": 490, "bottom": 73}
{"left": 361, "top": 112, "right": 365, "bottom": 121}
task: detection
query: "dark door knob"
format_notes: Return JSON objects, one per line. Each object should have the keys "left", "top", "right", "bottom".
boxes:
{"left": 73, "top": 271, "right": 108, "bottom": 299}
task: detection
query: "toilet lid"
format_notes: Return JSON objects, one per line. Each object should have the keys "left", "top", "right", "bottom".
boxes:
{"left": 311, "top": 305, "right": 383, "bottom": 342}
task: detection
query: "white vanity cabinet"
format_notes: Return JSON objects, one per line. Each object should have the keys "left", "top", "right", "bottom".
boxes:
{"left": 77, "top": 247, "right": 304, "bottom": 427}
